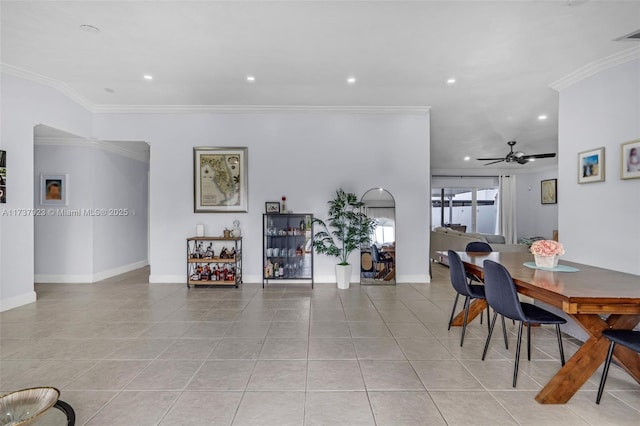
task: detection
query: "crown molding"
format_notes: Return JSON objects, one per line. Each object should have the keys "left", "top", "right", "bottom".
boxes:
{"left": 1, "top": 63, "right": 429, "bottom": 115}
{"left": 91, "top": 104, "right": 431, "bottom": 114}
{"left": 0, "top": 63, "right": 95, "bottom": 112}
{"left": 35, "top": 137, "right": 149, "bottom": 163}
{"left": 549, "top": 46, "right": 640, "bottom": 92}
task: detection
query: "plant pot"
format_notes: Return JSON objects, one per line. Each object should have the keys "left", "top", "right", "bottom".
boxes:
{"left": 335, "top": 264, "right": 352, "bottom": 289}
{"left": 534, "top": 254, "right": 559, "bottom": 269}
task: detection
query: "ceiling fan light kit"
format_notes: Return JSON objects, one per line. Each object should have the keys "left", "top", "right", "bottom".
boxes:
{"left": 477, "top": 140, "right": 556, "bottom": 166}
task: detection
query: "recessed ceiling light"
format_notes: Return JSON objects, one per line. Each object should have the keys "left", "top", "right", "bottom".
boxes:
{"left": 463, "top": 156, "right": 471, "bottom": 161}
{"left": 104, "top": 88, "right": 115, "bottom": 93}
{"left": 79, "top": 24, "right": 100, "bottom": 33}
{"left": 246, "top": 75, "right": 256, "bottom": 82}
{"left": 447, "top": 78, "right": 456, "bottom": 85}
{"left": 143, "top": 75, "right": 153, "bottom": 80}
{"left": 347, "top": 76, "right": 356, "bottom": 85}
{"left": 538, "top": 114, "right": 548, "bottom": 120}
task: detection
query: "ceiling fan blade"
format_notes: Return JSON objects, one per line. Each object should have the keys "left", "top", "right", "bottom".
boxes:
{"left": 484, "top": 159, "right": 505, "bottom": 166}
{"left": 521, "top": 153, "right": 556, "bottom": 159}
{"left": 477, "top": 157, "right": 505, "bottom": 161}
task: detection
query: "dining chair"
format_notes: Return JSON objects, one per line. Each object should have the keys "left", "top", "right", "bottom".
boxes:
{"left": 447, "top": 250, "right": 491, "bottom": 346}
{"left": 371, "top": 244, "right": 393, "bottom": 277}
{"left": 596, "top": 329, "right": 640, "bottom": 404}
{"left": 465, "top": 241, "right": 493, "bottom": 253}
{"left": 481, "top": 259, "right": 566, "bottom": 387}
{"left": 463, "top": 242, "right": 512, "bottom": 345}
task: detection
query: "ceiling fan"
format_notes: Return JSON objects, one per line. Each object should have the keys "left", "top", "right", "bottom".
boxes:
{"left": 477, "top": 140, "right": 556, "bottom": 165}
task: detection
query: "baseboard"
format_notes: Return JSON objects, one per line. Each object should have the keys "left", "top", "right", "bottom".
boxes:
{"left": 0, "top": 290, "right": 37, "bottom": 312}
{"left": 149, "top": 274, "right": 185, "bottom": 284}
{"left": 93, "top": 260, "right": 148, "bottom": 282}
{"left": 35, "top": 273, "right": 94, "bottom": 283}
{"left": 35, "top": 260, "right": 148, "bottom": 283}
{"left": 397, "top": 274, "right": 431, "bottom": 284}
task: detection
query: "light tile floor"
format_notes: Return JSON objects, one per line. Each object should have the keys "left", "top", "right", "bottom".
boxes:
{"left": 1, "top": 264, "right": 639, "bottom": 425}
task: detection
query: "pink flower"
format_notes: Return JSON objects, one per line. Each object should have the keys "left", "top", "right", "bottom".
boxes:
{"left": 530, "top": 240, "right": 565, "bottom": 257}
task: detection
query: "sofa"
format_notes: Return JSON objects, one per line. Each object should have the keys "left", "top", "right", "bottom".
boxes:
{"left": 430, "top": 227, "right": 529, "bottom": 263}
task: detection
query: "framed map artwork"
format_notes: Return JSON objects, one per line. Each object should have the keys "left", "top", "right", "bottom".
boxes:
{"left": 194, "top": 147, "right": 248, "bottom": 213}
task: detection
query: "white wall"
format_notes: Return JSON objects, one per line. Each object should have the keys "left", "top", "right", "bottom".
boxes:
{"left": 516, "top": 167, "right": 558, "bottom": 240}
{"left": 92, "top": 148, "right": 149, "bottom": 277}
{"left": 0, "top": 74, "right": 93, "bottom": 311}
{"left": 34, "top": 144, "right": 95, "bottom": 278}
{"left": 93, "top": 112, "right": 431, "bottom": 283}
{"left": 558, "top": 58, "right": 640, "bottom": 275}
{"left": 33, "top": 139, "right": 149, "bottom": 282}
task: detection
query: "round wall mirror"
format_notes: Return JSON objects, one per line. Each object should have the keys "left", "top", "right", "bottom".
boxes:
{"left": 360, "top": 188, "right": 396, "bottom": 285}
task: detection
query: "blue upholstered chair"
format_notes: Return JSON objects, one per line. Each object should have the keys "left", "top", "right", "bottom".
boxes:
{"left": 447, "top": 250, "right": 491, "bottom": 346}
{"left": 596, "top": 329, "right": 640, "bottom": 404}
{"left": 481, "top": 259, "right": 566, "bottom": 387}
{"left": 465, "top": 241, "right": 493, "bottom": 253}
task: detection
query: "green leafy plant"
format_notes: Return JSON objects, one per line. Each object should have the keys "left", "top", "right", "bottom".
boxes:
{"left": 313, "top": 189, "right": 376, "bottom": 265}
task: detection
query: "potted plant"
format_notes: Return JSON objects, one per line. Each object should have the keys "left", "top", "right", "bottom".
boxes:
{"left": 313, "top": 189, "right": 376, "bottom": 289}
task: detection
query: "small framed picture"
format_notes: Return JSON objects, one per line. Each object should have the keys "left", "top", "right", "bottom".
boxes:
{"left": 265, "top": 202, "right": 280, "bottom": 213}
{"left": 40, "top": 174, "right": 68, "bottom": 205}
{"left": 541, "top": 179, "right": 557, "bottom": 204}
{"left": 578, "top": 147, "right": 605, "bottom": 184}
{"left": 621, "top": 139, "right": 640, "bottom": 180}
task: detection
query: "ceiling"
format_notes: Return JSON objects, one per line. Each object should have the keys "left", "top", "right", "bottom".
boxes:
{"left": 2, "top": 1, "right": 639, "bottom": 170}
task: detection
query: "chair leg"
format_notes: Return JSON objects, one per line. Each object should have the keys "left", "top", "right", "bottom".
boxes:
{"left": 555, "top": 324, "right": 566, "bottom": 366}
{"left": 596, "top": 341, "right": 616, "bottom": 404}
{"left": 486, "top": 305, "right": 491, "bottom": 333}
{"left": 460, "top": 296, "right": 471, "bottom": 347}
{"left": 482, "top": 311, "right": 498, "bottom": 360}
{"left": 527, "top": 322, "right": 532, "bottom": 361}
{"left": 448, "top": 293, "right": 460, "bottom": 331}
{"left": 513, "top": 321, "right": 524, "bottom": 387}
{"left": 501, "top": 315, "right": 509, "bottom": 350}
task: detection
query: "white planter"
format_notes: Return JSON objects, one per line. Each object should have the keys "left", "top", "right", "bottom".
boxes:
{"left": 534, "top": 254, "right": 559, "bottom": 269}
{"left": 335, "top": 264, "right": 352, "bottom": 289}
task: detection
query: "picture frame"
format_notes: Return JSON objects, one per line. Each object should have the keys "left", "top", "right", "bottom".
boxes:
{"left": 578, "top": 147, "right": 605, "bottom": 184}
{"left": 194, "top": 147, "right": 248, "bottom": 213}
{"left": 265, "top": 201, "right": 281, "bottom": 213}
{"left": 40, "top": 174, "right": 68, "bottom": 206}
{"left": 0, "top": 149, "right": 6, "bottom": 204}
{"left": 621, "top": 139, "right": 640, "bottom": 180}
{"left": 541, "top": 178, "right": 557, "bottom": 204}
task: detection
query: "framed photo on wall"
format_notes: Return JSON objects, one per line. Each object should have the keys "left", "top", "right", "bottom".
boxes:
{"left": 578, "top": 147, "right": 605, "bottom": 184}
{"left": 265, "top": 202, "right": 280, "bottom": 213}
{"left": 0, "top": 149, "right": 6, "bottom": 204}
{"left": 541, "top": 179, "right": 557, "bottom": 204}
{"left": 194, "top": 147, "right": 248, "bottom": 213}
{"left": 621, "top": 139, "right": 640, "bottom": 180}
{"left": 40, "top": 174, "right": 68, "bottom": 205}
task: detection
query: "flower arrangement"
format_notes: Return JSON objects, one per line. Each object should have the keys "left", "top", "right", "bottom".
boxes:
{"left": 530, "top": 240, "right": 564, "bottom": 257}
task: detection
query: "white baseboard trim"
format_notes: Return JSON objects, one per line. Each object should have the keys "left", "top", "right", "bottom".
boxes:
{"left": 35, "top": 260, "right": 148, "bottom": 283}
{"left": 0, "top": 291, "right": 37, "bottom": 312}
{"left": 93, "top": 260, "right": 148, "bottom": 282}
{"left": 149, "top": 274, "right": 185, "bottom": 284}
{"left": 397, "top": 274, "right": 431, "bottom": 284}
{"left": 35, "top": 273, "right": 94, "bottom": 283}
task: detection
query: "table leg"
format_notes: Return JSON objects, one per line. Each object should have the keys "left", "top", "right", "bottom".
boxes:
{"left": 535, "top": 313, "right": 640, "bottom": 404}
{"left": 450, "top": 299, "right": 487, "bottom": 327}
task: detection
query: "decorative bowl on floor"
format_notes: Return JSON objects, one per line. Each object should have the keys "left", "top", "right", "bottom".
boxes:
{"left": 0, "top": 387, "right": 60, "bottom": 426}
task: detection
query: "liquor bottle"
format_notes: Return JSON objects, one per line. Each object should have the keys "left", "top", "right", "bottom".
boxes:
{"left": 266, "top": 260, "right": 273, "bottom": 278}
{"left": 214, "top": 265, "right": 220, "bottom": 281}
{"left": 274, "top": 262, "right": 279, "bottom": 277}
{"left": 279, "top": 263, "right": 284, "bottom": 278}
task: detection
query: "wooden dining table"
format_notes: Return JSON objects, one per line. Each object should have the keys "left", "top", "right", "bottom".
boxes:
{"left": 444, "top": 251, "right": 640, "bottom": 404}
